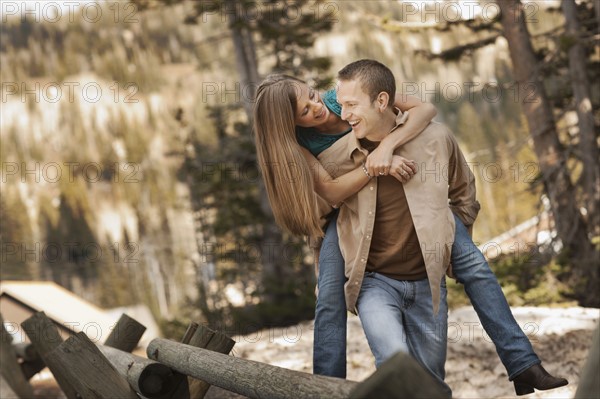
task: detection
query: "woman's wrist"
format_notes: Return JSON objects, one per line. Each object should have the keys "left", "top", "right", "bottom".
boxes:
{"left": 361, "top": 162, "right": 373, "bottom": 179}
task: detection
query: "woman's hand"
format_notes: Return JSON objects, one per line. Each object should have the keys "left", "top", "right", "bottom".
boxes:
{"left": 365, "top": 145, "right": 394, "bottom": 177}
{"left": 389, "top": 155, "right": 417, "bottom": 184}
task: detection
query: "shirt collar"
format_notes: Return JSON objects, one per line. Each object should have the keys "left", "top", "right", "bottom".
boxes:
{"left": 347, "top": 108, "right": 409, "bottom": 160}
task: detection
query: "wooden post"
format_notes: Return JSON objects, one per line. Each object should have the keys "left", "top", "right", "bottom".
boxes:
{"left": 0, "top": 314, "right": 35, "bottom": 398}
{"left": 14, "top": 342, "right": 40, "bottom": 362}
{"left": 181, "top": 322, "right": 199, "bottom": 345}
{"left": 348, "top": 351, "right": 448, "bottom": 399}
{"left": 14, "top": 342, "right": 45, "bottom": 381}
{"left": 103, "top": 313, "right": 146, "bottom": 352}
{"left": 148, "top": 338, "right": 357, "bottom": 399}
{"left": 169, "top": 321, "right": 200, "bottom": 398}
{"left": 186, "top": 325, "right": 236, "bottom": 399}
{"left": 98, "top": 344, "right": 189, "bottom": 399}
{"left": 0, "top": 375, "right": 19, "bottom": 399}
{"left": 21, "top": 357, "right": 46, "bottom": 380}
{"left": 45, "top": 332, "right": 138, "bottom": 399}
{"left": 575, "top": 324, "right": 600, "bottom": 399}
{"left": 22, "top": 311, "right": 78, "bottom": 399}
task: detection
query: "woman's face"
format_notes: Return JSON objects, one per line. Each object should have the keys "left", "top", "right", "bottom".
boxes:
{"left": 293, "top": 83, "right": 331, "bottom": 128}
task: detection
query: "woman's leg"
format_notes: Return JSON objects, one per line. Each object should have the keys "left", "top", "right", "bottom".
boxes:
{"left": 450, "top": 213, "right": 540, "bottom": 379}
{"left": 313, "top": 211, "right": 347, "bottom": 378}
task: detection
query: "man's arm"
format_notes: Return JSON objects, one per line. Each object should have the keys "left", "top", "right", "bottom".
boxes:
{"left": 446, "top": 133, "right": 481, "bottom": 230}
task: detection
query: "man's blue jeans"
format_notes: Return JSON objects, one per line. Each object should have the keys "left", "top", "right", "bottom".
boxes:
{"left": 313, "top": 210, "right": 347, "bottom": 378}
{"left": 356, "top": 273, "right": 451, "bottom": 396}
{"left": 312, "top": 211, "right": 540, "bottom": 380}
{"left": 451, "top": 213, "right": 540, "bottom": 379}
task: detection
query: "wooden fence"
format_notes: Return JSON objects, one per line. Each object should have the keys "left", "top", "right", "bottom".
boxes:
{"left": 2, "top": 310, "right": 598, "bottom": 399}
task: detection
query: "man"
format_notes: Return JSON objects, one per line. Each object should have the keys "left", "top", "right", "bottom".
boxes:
{"left": 314, "top": 59, "right": 478, "bottom": 395}
{"left": 314, "top": 59, "right": 568, "bottom": 397}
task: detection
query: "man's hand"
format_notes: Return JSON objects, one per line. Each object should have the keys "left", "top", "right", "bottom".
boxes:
{"left": 389, "top": 155, "right": 417, "bottom": 184}
{"left": 365, "top": 145, "right": 394, "bottom": 176}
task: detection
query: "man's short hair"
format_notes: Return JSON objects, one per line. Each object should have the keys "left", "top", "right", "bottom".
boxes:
{"left": 337, "top": 59, "right": 396, "bottom": 107}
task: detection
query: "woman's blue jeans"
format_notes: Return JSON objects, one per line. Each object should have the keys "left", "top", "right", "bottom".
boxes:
{"left": 450, "top": 213, "right": 540, "bottom": 379}
{"left": 312, "top": 211, "right": 540, "bottom": 380}
{"left": 313, "top": 210, "right": 347, "bottom": 377}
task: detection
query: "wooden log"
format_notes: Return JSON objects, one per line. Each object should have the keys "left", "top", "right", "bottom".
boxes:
{"left": 103, "top": 313, "right": 146, "bottom": 352}
{"left": 22, "top": 311, "right": 78, "bottom": 399}
{"left": 348, "top": 351, "right": 448, "bottom": 399}
{"left": 14, "top": 343, "right": 40, "bottom": 362}
{"left": 98, "top": 343, "right": 189, "bottom": 399}
{"left": 45, "top": 332, "right": 138, "bottom": 399}
{"left": 187, "top": 325, "right": 236, "bottom": 399}
{"left": 170, "top": 321, "right": 200, "bottom": 398}
{"left": 148, "top": 338, "right": 357, "bottom": 399}
{"left": 575, "top": 324, "right": 600, "bottom": 399}
{"left": 0, "top": 375, "right": 19, "bottom": 399}
{"left": 0, "top": 313, "right": 35, "bottom": 398}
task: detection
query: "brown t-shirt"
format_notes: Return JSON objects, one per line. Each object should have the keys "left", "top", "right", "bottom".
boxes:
{"left": 360, "top": 138, "right": 427, "bottom": 281}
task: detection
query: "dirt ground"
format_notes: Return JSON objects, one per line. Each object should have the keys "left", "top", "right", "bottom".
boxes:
{"left": 207, "top": 306, "right": 598, "bottom": 399}
{"left": 30, "top": 306, "right": 598, "bottom": 399}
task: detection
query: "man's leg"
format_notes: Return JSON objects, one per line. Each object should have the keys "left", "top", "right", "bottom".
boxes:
{"left": 451, "top": 213, "right": 540, "bottom": 379}
{"left": 313, "top": 211, "right": 347, "bottom": 378}
{"left": 356, "top": 272, "right": 409, "bottom": 367}
{"left": 404, "top": 278, "right": 452, "bottom": 397}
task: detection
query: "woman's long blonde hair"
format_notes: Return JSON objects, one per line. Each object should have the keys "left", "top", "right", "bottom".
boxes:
{"left": 253, "top": 74, "right": 323, "bottom": 237}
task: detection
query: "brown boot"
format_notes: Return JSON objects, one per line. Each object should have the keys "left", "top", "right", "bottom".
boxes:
{"left": 513, "top": 364, "right": 568, "bottom": 396}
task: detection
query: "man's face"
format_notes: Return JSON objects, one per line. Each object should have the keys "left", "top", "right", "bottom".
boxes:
{"left": 337, "top": 79, "right": 381, "bottom": 140}
{"left": 293, "top": 82, "right": 332, "bottom": 128}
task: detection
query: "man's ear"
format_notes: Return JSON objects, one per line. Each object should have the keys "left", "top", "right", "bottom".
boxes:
{"left": 376, "top": 92, "right": 389, "bottom": 112}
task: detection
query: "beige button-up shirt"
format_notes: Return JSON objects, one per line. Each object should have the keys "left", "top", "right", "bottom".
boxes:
{"left": 316, "top": 111, "right": 480, "bottom": 315}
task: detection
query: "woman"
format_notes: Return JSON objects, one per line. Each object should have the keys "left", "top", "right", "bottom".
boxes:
{"left": 253, "top": 74, "right": 568, "bottom": 395}
{"left": 254, "top": 75, "right": 425, "bottom": 239}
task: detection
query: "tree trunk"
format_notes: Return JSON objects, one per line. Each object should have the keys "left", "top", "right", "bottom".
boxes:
{"left": 496, "top": 0, "right": 597, "bottom": 306}
{"left": 224, "top": 0, "right": 289, "bottom": 306}
{"left": 225, "top": 0, "right": 259, "bottom": 119}
{"left": 561, "top": 0, "right": 600, "bottom": 235}
{"left": 595, "top": 0, "right": 600, "bottom": 30}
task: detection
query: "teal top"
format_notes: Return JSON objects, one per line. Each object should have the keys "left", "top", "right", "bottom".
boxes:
{"left": 296, "top": 90, "right": 352, "bottom": 157}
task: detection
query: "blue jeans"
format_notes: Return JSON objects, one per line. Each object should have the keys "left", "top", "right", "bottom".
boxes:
{"left": 312, "top": 212, "right": 541, "bottom": 381}
{"left": 356, "top": 273, "right": 451, "bottom": 397}
{"left": 313, "top": 210, "right": 347, "bottom": 378}
{"left": 451, "top": 213, "right": 540, "bottom": 379}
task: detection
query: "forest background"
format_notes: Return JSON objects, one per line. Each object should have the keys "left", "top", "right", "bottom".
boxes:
{"left": 1, "top": 0, "right": 598, "bottom": 338}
